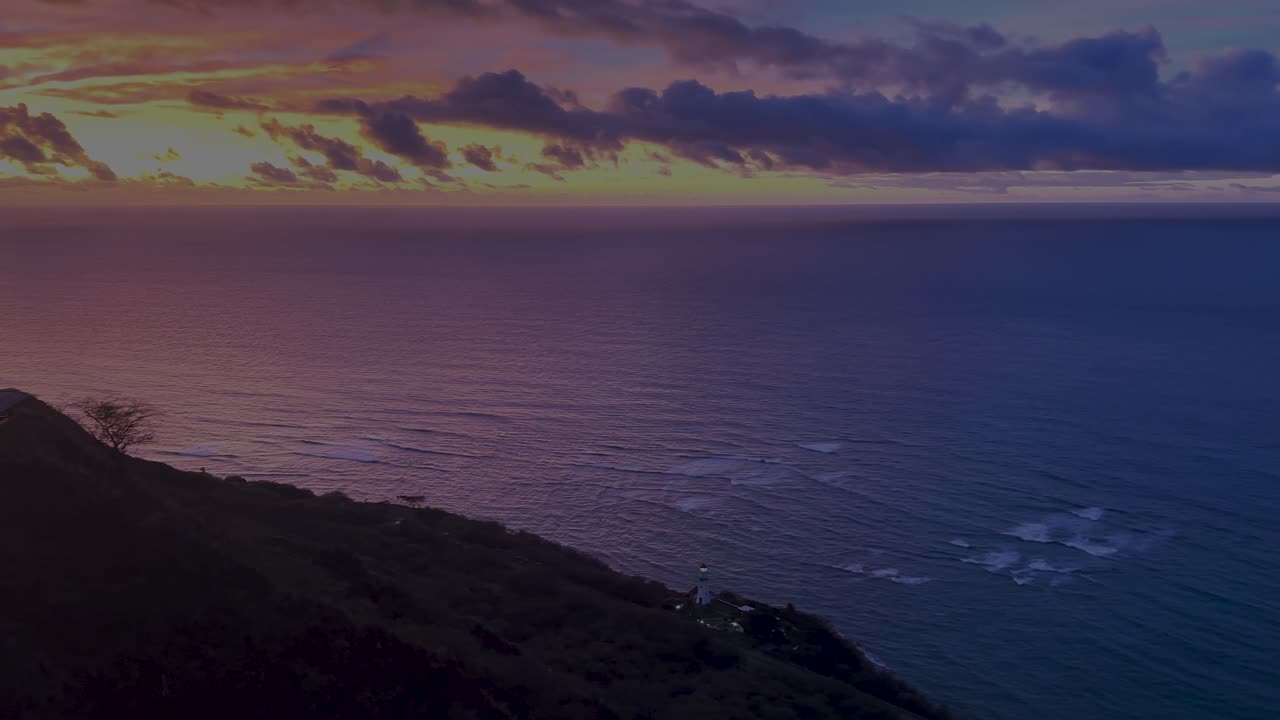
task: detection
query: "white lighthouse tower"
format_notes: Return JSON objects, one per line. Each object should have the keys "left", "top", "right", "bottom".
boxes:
{"left": 695, "top": 563, "right": 712, "bottom": 606}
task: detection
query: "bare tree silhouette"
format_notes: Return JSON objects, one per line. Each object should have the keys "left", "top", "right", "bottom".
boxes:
{"left": 70, "top": 397, "right": 159, "bottom": 455}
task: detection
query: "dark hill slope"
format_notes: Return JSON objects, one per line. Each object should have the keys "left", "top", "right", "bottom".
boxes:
{"left": 0, "top": 394, "right": 953, "bottom": 720}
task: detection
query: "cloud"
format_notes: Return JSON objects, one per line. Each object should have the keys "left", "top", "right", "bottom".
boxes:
{"left": 525, "top": 162, "right": 565, "bottom": 181}
{"left": 61, "top": 1, "right": 1169, "bottom": 101}
{"left": 151, "top": 147, "right": 182, "bottom": 162}
{"left": 1229, "top": 182, "right": 1280, "bottom": 194}
{"left": 248, "top": 160, "right": 336, "bottom": 190}
{"left": 1181, "top": 48, "right": 1280, "bottom": 96}
{"left": 250, "top": 161, "right": 297, "bottom": 184}
{"left": 33, "top": 3, "right": 1263, "bottom": 113}
{"left": 69, "top": 109, "right": 119, "bottom": 119}
{"left": 315, "top": 51, "right": 1280, "bottom": 174}
{"left": 1, "top": 136, "right": 46, "bottom": 164}
{"left": 188, "top": 89, "right": 269, "bottom": 112}
{"left": 144, "top": 169, "right": 196, "bottom": 187}
{"left": 317, "top": 69, "right": 621, "bottom": 147}
{"left": 355, "top": 107, "right": 450, "bottom": 169}
{"left": 325, "top": 32, "right": 393, "bottom": 63}
{"left": 261, "top": 118, "right": 402, "bottom": 182}
{"left": 460, "top": 144, "right": 499, "bottom": 171}
{"left": 29, "top": 83, "right": 180, "bottom": 106}
{"left": 540, "top": 143, "right": 586, "bottom": 169}
{"left": 0, "top": 104, "right": 117, "bottom": 180}
{"left": 289, "top": 155, "right": 339, "bottom": 183}
{"left": 15, "top": 2, "right": 1280, "bottom": 189}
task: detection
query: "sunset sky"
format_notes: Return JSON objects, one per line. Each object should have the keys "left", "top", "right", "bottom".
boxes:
{"left": 3, "top": 0, "right": 1280, "bottom": 204}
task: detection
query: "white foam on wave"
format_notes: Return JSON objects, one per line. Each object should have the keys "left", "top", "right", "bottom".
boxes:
{"left": 891, "top": 575, "right": 932, "bottom": 585}
{"left": 1004, "top": 514, "right": 1123, "bottom": 557}
{"left": 838, "top": 564, "right": 929, "bottom": 585}
{"left": 1063, "top": 538, "right": 1119, "bottom": 557}
{"left": 962, "top": 549, "right": 1021, "bottom": 572}
{"left": 1072, "top": 506, "right": 1106, "bottom": 521}
{"left": 1007, "top": 522, "right": 1053, "bottom": 543}
{"left": 1026, "top": 559, "right": 1076, "bottom": 574}
{"left": 948, "top": 538, "right": 972, "bottom": 548}
{"left": 1004, "top": 558, "right": 1079, "bottom": 586}
{"left": 797, "top": 441, "right": 843, "bottom": 454}
{"left": 863, "top": 650, "right": 891, "bottom": 670}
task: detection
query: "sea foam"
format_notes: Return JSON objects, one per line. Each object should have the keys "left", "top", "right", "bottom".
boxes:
{"left": 891, "top": 575, "right": 932, "bottom": 585}
{"left": 840, "top": 564, "right": 929, "bottom": 585}
{"left": 963, "top": 550, "right": 1021, "bottom": 572}
{"left": 1004, "top": 513, "right": 1123, "bottom": 557}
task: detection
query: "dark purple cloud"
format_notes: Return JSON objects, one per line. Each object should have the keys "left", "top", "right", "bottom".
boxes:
{"left": 85, "top": 0, "right": 1175, "bottom": 101}
{"left": 355, "top": 107, "right": 451, "bottom": 169}
{"left": 319, "top": 70, "right": 619, "bottom": 148}
{"left": 261, "top": 118, "right": 403, "bottom": 182}
{"left": 315, "top": 50, "right": 1280, "bottom": 174}
{"left": 0, "top": 136, "right": 45, "bottom": 163}
{"left": 0, "top": 104, "right": 117, "bottom": 180}
{"left": 188, "top": 89, "right": 268, "bottom": 112}
{"left": 42, "top": 0, "right": 1268, "bottom": 127}
{"left": 525, "top": 162, "right": 565, "bottom": 181}
{"left": 262, "top": 119, "right": 360, "bottom": 169}
{"left": 540, "top": 143, "right": 585, "bottom": 168}
{"left": 289, "top": 155, "right": 339, "bottom": 182}
{"left": 249, "top": 161, "right": 297, "bottom": 184}
{"left": 33, "top": 1, "right": 1280, "bottom": 179}
{"left": 460, "top": 144, "right": 499, "bottom": 171}
{"left": 249, "top": 160, "right": 336, "bottom": 190}
{"left": 68, "top": 109, "right": 120, "bottom": 119}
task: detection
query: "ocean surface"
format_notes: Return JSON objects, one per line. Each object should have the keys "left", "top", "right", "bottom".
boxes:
{"left": 3, "top": 207, "right": 1278, "bottom": 720}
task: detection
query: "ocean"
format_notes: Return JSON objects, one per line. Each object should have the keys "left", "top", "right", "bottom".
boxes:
{"left": 3, "top": 206, "right": 1278, "bottom": 720}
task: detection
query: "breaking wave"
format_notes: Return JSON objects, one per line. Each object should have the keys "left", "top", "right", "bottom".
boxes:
{"left": 1071, "top": 506, "right": 1106, "bottom": 521}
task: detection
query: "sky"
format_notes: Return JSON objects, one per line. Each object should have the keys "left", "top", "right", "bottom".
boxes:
{"left": 2, "top": 0, "right": 1280, "bottom": 205}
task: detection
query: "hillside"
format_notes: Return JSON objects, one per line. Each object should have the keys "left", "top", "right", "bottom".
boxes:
{"left": 0, "top": 392, "right": 953, "bottom": 720}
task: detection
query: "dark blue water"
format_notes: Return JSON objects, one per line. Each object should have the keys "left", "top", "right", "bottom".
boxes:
{"left": 3, "top": 208, "right": 1278, "bottom": 719}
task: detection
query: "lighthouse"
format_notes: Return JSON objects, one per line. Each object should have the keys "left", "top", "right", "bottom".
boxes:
{"left": 695, "top": 563, "right": 712, "bottom": 606}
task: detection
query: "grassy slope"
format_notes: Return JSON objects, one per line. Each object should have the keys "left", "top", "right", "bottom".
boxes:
{"left": 0, "top": 396, "right": 953, "bottom": 720}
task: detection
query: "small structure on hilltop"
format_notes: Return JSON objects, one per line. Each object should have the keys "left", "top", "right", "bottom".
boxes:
{"left": 695, "top": 563, "right": 712, "bottom": 606}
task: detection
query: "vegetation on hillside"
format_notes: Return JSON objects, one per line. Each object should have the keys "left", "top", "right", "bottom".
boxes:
{"left": 67, "top": 397, "right": 158, "bottom": 455}
{"left": 0, "top": 393, "right": 954, "bottom": 720}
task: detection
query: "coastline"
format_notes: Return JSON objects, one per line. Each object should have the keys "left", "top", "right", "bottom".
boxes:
{"left": 0, "top": 391, "right": 955, "bottom": 719}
